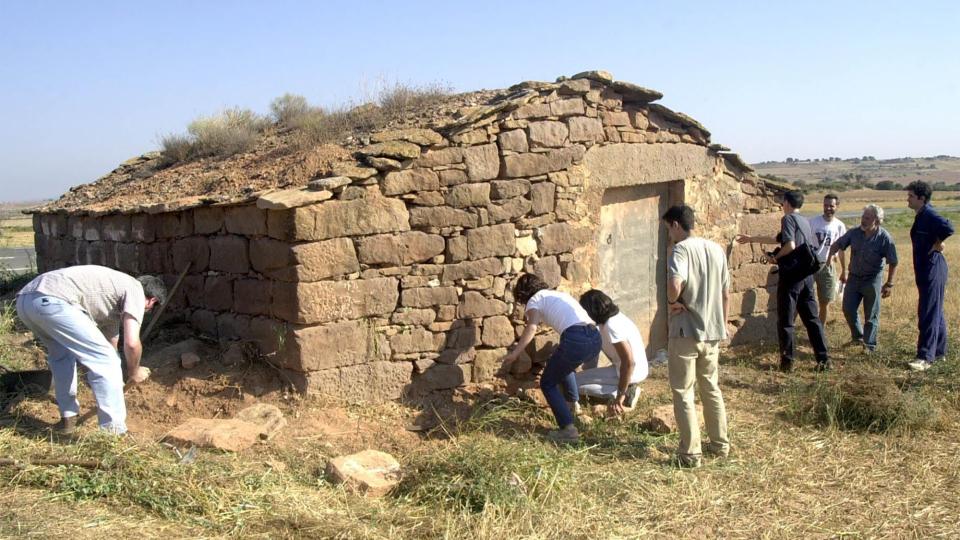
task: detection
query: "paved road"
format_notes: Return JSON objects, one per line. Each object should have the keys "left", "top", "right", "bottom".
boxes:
{"left": 0, "top": 247, "right": 36, "bottom": 273}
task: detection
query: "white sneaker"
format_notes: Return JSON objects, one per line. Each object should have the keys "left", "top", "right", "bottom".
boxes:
{"left": 908, "top": 360, "right": 931, "bottom": 372}
{"left": 623, "top": 384, "right": 641, "bottom": 409}
{"left": 567, "top": 400, "right": 582, "bottom": 416}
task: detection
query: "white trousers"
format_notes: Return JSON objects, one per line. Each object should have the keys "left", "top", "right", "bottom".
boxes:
{"left": 575, "top": 365, "right": 623, "bottom": 399}
{"left": 16, "top": 293, "right": 127, "bottom": 433}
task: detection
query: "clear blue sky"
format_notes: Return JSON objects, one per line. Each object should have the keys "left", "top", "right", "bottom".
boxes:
{"left": 1, "top": 0, "right": 958, "bottom": 202}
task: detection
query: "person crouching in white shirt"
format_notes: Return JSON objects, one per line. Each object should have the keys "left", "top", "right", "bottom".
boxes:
{"left": 576, "top": 289, "right": 648, "bottom": 416}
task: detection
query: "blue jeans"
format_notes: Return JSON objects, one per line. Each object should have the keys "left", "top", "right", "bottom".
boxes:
{"left": 540, "top": 325, "right": 602, "bottom": 428}
{"left": 842, "top": 273, "right": 883, "bottom": 350}
{"left": 15, "top": 293, "right": 127, "bottom": 433}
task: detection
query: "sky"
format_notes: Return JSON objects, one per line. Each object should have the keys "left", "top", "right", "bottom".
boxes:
{"left": 1, "top": 0, "right": 958, "bottom": 202}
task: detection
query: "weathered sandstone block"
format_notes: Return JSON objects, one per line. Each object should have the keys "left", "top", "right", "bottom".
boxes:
{"left": 400, "top": 286, "right": 459, "bottom": 308}
{"left": 357, "top": 232, "right": 445, "bottom": 266}
{"left": 251, "top": 237, "right": 359, "bottom": 281}
{"left": 463, "top": 143, "right": 500, "bottom": 181}
{"left": 445, "top": 183, "right": 491, "bottom": 208}
{"left": 409, "top": 206, "right": 478, "bottom": 229}
{"left": 567, "top": 117, "right": 604, "bottom": 143}
{"left": 441, "top": 257, "right": 504, "bottom": 283}
{"left": 498, "top": 129, "right": 529, "bottom": 153}
{"left": 466, "top": 224, "right": 516, "bottom": 259}
{"left": 272, "top": 277, "right": 399, "bottom": 324}
{"left": 481, "top": 315, "right": 515, "bottom": 347}
{"left": 528, "top": 121, "right": 569, "bottom": 148}
{"left": 209, "top": 235, "right": 250, "bottom": 273}
{"left": 383, "top": 168, "right": 440, "bottom": 196}
{"left": 538, "top": 223, "right": 591, "bottom": 255}
{"left": 268, "top": 197, "right": 410, "bottom": 241}
{"left": 490, "top": 179, "right": 531, "bottom": 199}
{"left": 458, "top": 291, "right": 509, "bottom": 319}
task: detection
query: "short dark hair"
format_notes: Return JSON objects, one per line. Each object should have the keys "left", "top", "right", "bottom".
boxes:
{"left": 579, "top": 289, "right": 619, "bottom": 325}
{"left": 783, "top": 190, "right": 804, "bottom": 208}
{"left": 824, "top": 193, "right": 839, "bottom": 204}
{"left": 906, "top": 180, "right": 932, "bottom": 203}
{"left": 513, "top": 273, "right": 549, "bottom": 305}
{"left": 137, "top": 275, "right": 167, "bottom": 305}
{"left": 661, "top": 205, "right": 695, "bottom": 232}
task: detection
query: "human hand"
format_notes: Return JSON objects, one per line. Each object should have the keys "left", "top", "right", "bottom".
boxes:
{"left": 608, "top": 395, "right": 626, "bottom": 417}
{"left": 668, "top": 302, "right": 687, "bottom": 315}
{"left": 930, "top": 240, "right": 944, "bottom": 254}
{"left": 735, "top": 234, "right": 752, "bottom": 244}
{"left": 495, "top": 353, "right": 517, "bottom": 378}
{"left": 128, "top": 366, "right": 151, "bottom": 385}
{"left": 839, "top": 272, "right": 847, "bottom": 283}
{"left": 881, "top": 283, "right": 893, "bottom": 299}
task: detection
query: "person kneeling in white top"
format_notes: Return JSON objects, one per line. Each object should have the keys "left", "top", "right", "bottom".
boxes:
{"left": 500, "top": 274, "right": 602, "bottom": 443}
{"left": 576, "top": 289, "right": 648, "bottom": 416}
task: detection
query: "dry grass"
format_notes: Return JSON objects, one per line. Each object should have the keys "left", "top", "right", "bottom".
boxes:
{"left": 158, "top": 108, "right": 269, "bottom": 167}
{"left": 0, "top": 217, "right": 33, "bottom": 249}
{"left": 0, "top": 218, "right": 958, "bottom": 538}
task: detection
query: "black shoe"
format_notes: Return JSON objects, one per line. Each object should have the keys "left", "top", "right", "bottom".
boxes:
{"left": 53, "top": 416, "right": 77, "bottom": 435}
{"left": 779, "top": 359, "right": 795, "bottom": 373}
{"left": 815, "top": 360, "right": 833, "bottom": 372}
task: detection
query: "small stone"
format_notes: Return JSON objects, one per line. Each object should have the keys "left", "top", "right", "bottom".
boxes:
{"left": 257, "top": 187, "right": 333, "bottom": 210}
{"left": 640, "top": 405, "right": 677, "bottom": 434}
{"left": 235, "top": 403, "right": 287, "bottom": 440}
{"left": 326, "top": 450, "right": 402, "bottom": 497}
{"left": 571, "top": 70, "right": 614, "bottom": 83}
{"left": 180, "top": 352, "right": 201, "bottom": 370}
{"left": 308, "top": 176, "right": 351, "bottom": 191}
{"left": 359, "top": 140, "right": 421, "bottom": 160}
{"left": 331, "top": 163, "right": 379, "bottom": 179}
{"left": 364, "top": 156, "right": 403, "bottom": 171}
{"left": 222, "top": 342, "right": 245, "bottom": 366}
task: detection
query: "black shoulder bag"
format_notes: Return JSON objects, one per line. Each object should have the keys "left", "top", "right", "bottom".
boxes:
{"left": 777, "top": 216, "right": 824, "bottom": 282}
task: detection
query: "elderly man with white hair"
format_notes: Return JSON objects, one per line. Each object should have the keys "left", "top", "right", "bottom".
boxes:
{"left": 828, "top": 204, "right": 899, "bottom": 352}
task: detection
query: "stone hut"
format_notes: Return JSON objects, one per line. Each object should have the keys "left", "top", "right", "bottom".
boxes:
{"left": 30, "top": 70, "right": 783, "bottom": 401}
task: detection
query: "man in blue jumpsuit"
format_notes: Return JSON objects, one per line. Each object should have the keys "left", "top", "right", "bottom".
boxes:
{"left": 905, "top": 181, "right": 954, "bottom": 371}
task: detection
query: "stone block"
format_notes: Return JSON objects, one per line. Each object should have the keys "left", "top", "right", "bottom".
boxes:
{"left": 466, "top": 223, "right": 516, "bottom": 259}
{"left": 401, "top": 286, "right": 459, "bottom": 308}
{"left": 180, "top": 275, "right": 205, "bottom": 308}
{"left": 441, "top": 257, "right": 504, "bottom": 283}
{"left": 528, "top": 121, "right": 569, "bottom": 148}
{"left": 257, "top": 187, "right": 333, "bottom": 209}
{"left": 101, "top": 215, "right": 131, "bottom": 242}
{"left": 414, "top": 147, "right": 464, "bottom": 168}
{"left": 326, "top": 450, "right": 402, "bottom": 498}
{"left": 392, "top": 308, "right": 437, "bottom": 326}
{"left": 531, "top": 255, "right": 561, "bottom": 288}
{"left": 601, "top": 111, "right": 631, "bottom": 127}
{"left": 272, "top": 277, "right": 399, "bottom": 324}
{"left": 538, "top": 223, "right": 591, "bottom": 255}
{"left": 268, "top": 197, "right": 409, "bottom": 241}
{"left": 216, "top": 313, "right": 251, "bottom": 341}
{"left": 331, "top": 163, "right": 379, "bottom": 179}
{"left": 550, "top": 98, "right": 585, "bottom": 117}
{"left": 203, "top": 275, "right": 234, "bottom": 311}
{"left": 502, "top": 145, "right": 584, "bottom": 178}
{"left": 414, "top": 363, "right": 470, "bottom": 391}
{"left": 357, "top": 232, "right": 444, "bottom": 266}
{"left": 438, "top": 169, "right": 469, "bottom": 186}
{"left": 234, "top": 278, "right": 273, "bottom": 316}
{"left": 445, "top": 183, "right": 491, "bottom": 208}
{"left": 446, "top": 236, "right": 468, "bottom": 263}
{"left": 359, "top": 140, "right": 421, "bottom": 160}
{"left": 81, "top": 217, "right": 100, "bottom": 242}
{"left": 732, "top": 263, "right": 776, "bottom": 292}
{"left": 567, "top": 116, "right": 604, "bottom": 143}
{"left": 473, "top": 349, "right": 507, "bottom": 382}
{"left": 487, "top": 197, "right": 533, "bottom": 223}
{"left": 498, "top": 129, "right": 529, "bottom": 153}
{"left": 409, "top": 207, "right": 478, "bottom": 229}
{"left": 458, "top": 291, "right": 509, "bottom": 319}
{"left": 130, "top": 214, "right": 156, "bottom": 242}
{"left": 158, "top": 212, "right": 193, "bottom": 238}
{"left": 190, "top": 309, "right": 218, "bottom": 337}
{"left": 172, "top": 237, "right": 210, "bottom": 273}
{"left": 193, "top": 206, "right": 224, "bottom": 235}
{"left": 383, "top": 168, "right": 440, "bottom": 196}
{"left": 251, "top": 237, "right": 359, "bottom": 281}
{"left": 224, "top": 205, "right": 268, "bottom": 236}
{"left": 481, "top": 315, "right": 515, "bottom": 347}
{"left": 729, "top": 286, "right": 776, "bottom": 316}
{"left": 68, "top": 215, "right": 83, "bottom": 239}
{"left": 463, "top": 143, "right": 500, "bottom": 181}
{"left": 530, "top": 182, "right": 556, "bottom": 215}
{"left": 490, "top": 179, "right": 531, "bottom": 199}
{"left": 371, "top": 128, "right": 443, "bottom": 146}
{"left": 412, "top": 191, "right": 445, "bottom": 206}
{"left": 390, "top": 329, "right": 442, "bottom": 354}
{"left": 209, "top": 235, "right": 250, "bottom": 274}
{"left": 280, "top": 319, "right": 379, "bottom": 371}
{"left": 514, "top": 102, "right": 552, "bottom": 119}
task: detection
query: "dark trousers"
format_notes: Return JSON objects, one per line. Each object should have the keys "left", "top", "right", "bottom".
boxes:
{"left": 540, "top": 324, "right": 602, "bottom": 428}
{"left": 916, "top": 263, "right": 948, "bottom": 361}
{"left": 777, "top": 274, "right": 830, "bottom": 364}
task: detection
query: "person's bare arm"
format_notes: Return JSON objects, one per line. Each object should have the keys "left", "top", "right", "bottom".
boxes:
{"left": 723, "top": 288, "right": 730, "bottom": 324}
{"left": 122, "top": 314, "right": 149, "bottom": 383}
{"left": 839, "top": 250, "right": 848, "bottom": 282}
{"left": 498, "top": 309, "right": 540, "bottom": 371}
{"left": 881, "top": 264, "right": 898, "bottom": 298}
{"left": 609, "top": 341, "right": 635, "bottom": 416}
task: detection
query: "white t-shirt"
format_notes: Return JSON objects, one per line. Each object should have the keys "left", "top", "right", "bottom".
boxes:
{"left": 525, "top": 290, "right": 594, "bottom": 335}
{"left": 600, "top": 312, "right": 648, "bottom": 383}
{"left": 809, "top": 215, "right": 847, "bottom": 261}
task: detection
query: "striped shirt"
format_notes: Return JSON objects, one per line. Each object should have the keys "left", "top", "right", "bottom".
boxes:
{"left": 18, "top": 265, "right": 146, "bottom": 339}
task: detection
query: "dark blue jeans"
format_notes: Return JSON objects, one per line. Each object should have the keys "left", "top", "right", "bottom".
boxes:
{"left": 540, "top": 324, "right": 602, "bottom": 428}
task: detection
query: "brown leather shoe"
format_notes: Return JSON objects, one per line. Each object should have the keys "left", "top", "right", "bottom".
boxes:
{"left": 53, "top": 416, "right": 77, "bottom": 435}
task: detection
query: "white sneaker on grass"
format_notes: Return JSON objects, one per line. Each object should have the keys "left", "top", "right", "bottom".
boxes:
{"left": 908, "top": 360, "right": 931, "bottom": 372}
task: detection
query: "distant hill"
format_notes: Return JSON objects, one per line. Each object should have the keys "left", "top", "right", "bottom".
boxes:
{"left": 752, "top": 155, "right": 960, "bottom": 192}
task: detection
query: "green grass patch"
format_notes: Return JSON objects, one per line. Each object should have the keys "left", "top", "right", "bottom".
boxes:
{"left": 781, "top": 366, "right": 941, "bottom": 433}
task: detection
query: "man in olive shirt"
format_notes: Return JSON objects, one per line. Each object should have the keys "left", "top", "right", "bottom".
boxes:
{"left": 663, "top": 204, "right": 730, "bottom": 468}
{"left": 829, "top": 204, "right": 898, "bottom": 352}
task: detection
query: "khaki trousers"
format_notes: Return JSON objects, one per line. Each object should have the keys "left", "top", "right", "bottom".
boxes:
{"left": 668, "top": 337, "right": 729, "bottom": 458}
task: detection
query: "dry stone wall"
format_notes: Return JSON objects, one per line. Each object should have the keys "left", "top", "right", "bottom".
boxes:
{"left": 33, "top": 72, "right": 781, "bottom": 400}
